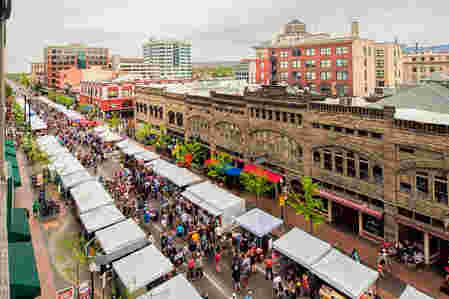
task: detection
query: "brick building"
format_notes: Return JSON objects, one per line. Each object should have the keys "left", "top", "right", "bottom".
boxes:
{"left": 252, "top": 20, "right": 404, "bottom": 97}
{"left": 55, "top": 66, "right": 117, "bottom": 91}
{"left": 402, "top": 51, "right": 449, "bottom": 83}
{"left": 79, "top": 81, "right": 135, "bottom": 119}
{"left": 136, "top": 83, "right": 449, "bottom": 267}
{"left": 44, "top": 43, "right": 109, "bottom": 88}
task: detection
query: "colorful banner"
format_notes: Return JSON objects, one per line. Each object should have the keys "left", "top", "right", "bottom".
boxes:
{"left": 57, "top": 287, "right": 75, "bottom": 299}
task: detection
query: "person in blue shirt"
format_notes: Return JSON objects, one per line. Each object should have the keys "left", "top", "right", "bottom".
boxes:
{"left": 177, "top": 224, "right": 185, "bottom": 237}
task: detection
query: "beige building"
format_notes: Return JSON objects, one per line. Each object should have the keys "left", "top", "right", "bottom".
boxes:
{"left": 374, "top": 42, "right": 403, "bottom": 90}
{"left": 30, "top": 62, "right": 46, "bottom": 84}
{"left": 402, "top": 51, "right": 449, "bottom": 83}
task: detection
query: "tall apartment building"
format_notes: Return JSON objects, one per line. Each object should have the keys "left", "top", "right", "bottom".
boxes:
{"left": 402, "top": 50, "right": 449, "bottom": 83}
{"left": 44, "top": 43, "right": 109, "bottom": 88}
{"left": 253, "top": 20, "right": 400, "bottom": 97}
{"left": 374, "top": 42, "right": 403, "bottom": 92}
{"left": 30, "top": 62, "right": 46, "bottom": 85}
{"left": 142, "top": 38, "right": 192, "bottom": 81}
{"left": 111, "top": 55, "right": 155, "bottom": 80}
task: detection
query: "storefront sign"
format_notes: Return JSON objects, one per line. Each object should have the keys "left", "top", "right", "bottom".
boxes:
{"left": 57, "top": 287, "right": 75, "bottom": 299}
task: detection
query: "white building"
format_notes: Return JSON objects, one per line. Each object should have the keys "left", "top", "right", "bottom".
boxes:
{"left": 142, "top": 38, "right": 192, "bottom": 81}
{"left": 111, "top": 55, "right": 155, "bottom": 80}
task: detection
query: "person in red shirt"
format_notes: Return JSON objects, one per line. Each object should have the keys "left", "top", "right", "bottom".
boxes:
{"left": 264, "top": 257, "right": 273, "bottom": 280}
{"left": 188, "top": 257, "right": 195, "bottom": 280}
{"left": 215, "top": 250, "right": 222, "bottom": 272}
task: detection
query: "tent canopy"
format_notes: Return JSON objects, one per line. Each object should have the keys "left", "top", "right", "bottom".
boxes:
{"left": 113, "top": 245, "right": 174, "bottom": 292}
{"left": 182, "top": 191, "right": 222, "bottom": 216}
{"left": 60, "top": 170, "right": 95, "bottom": 189}
{"left": 70, "top": 181, "right": 114, "bottom": 214}
{"left": 121, "top": 146, "right": 145, "bottom": 156}
{"left": 273, "top": 227, "right": 332, "bottom": 270}
{"left": 116, "top": 139, "right": 138, "bottom": 149}
{"left": 8, "top": 208, "right": 31, "bottom": 243}
{"left": 8, "top": 242, "right": 41, "bottom": 299}
{"left": 133, "top": 150, "right": 160, "bottom": 162}
{"left": 137, "top": 274, "right": 202, "bottom": 299}
{"left": 56, "top": 160, "right": 85, "bottom": 177}
{"left": 80, "top": 205, "right": 126, "bottom": 234}
{"left": 311, "top": 249, "right": 379, "bottom": 299}
{"left": 146, "top": 159, "right": 203, "bottom": 187}
{"left": 95, "top": 219, "right": 147, "bottom": 254}
{"left": 235, "top": 208, "right": 283, "bottom": 238}
{"left": 398, "top": 285, "right": 435, "bottom": 299}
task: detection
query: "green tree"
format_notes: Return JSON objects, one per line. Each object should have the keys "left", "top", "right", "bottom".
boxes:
{"left": 12, "top": 101, "right": 25, "bottom": 127}
{"left": 240, "top": 172, "right": 273, "bottom": 208}
{"left": 32, "top": 81, "right": 42, "bottom": 92}
{"left": 286, "top": 176, "right": 325, "bottom": 233}
{"left": 136, "top": 123, "right": 152, "bottom": 143}
{"left": 6, "top": 83, "right": 13, "bottom": 98}
{"left": 20, "top": 73, "right": 31, "bottom": 88}
{"left": 108, "top": 112, "right": 121, "bottom": 130}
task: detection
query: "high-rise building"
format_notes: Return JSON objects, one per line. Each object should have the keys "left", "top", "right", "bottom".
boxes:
{"left": 111, "top": 55, "right": 155, "bottom": 80}
{"left": 374, "top": 42, "right": 403, "bottom": 91}
{"left": 44, "top": 43, "right": 109, "bottom": 88}
{"left": 142, "top": 38, "right": 192, "bottom": 81}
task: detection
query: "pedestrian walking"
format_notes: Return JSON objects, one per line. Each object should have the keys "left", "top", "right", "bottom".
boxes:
{"left": 264, "top": 256, "right": 273, "bottom": 280}
{"left": 215, "top": 250, "right": 222, "bottom": 273}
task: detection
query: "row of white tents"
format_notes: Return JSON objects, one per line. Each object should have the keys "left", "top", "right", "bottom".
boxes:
{"left": 38, "top": 96, "right": 84, "bottom": 120}
{"left": 15, "top": 97, "right": 48, "bottom": 131}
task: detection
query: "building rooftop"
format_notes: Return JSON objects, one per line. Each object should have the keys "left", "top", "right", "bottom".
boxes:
{"left": 288, "top": 19, "right": 305, "bottom": 25}
{"left": 120, "top": 57, "right": 145, "bottom": 64}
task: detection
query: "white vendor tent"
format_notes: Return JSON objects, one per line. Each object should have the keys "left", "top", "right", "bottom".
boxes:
{"left": 146, "top": 159, "right": 203, "bottom": 187}
{"left": 56, "top": 159, "right": 85, "bottom": 177}
{"left": 121, "top": 145, "right": 145, "bottom": 156}
{"left": 95, "top": 218, "right": 147, "bottom": 255}
{"left": 113, "top": 245, "right": 174, "bottom": 293}
{"left": 182, "top": 181, "right": 246, "bottom": 228}
{"left": 116, "top": 139, "right": 139, "bottom": 150}
{"left": 94, "top": 126, "right": 108, "bottom": 133}
{"left": 235, "top": 208, "right": 283, "bottom": 238}
{"left": 70, "top": 181, "right": 114, "bottom": 214}
{"left": 310, "top": 249, "right": 379, "bottom": 299}
{"left": 137, "top": 274, "right": 202, "bottom": 299}
{"left": 398, "top": 285, "right": 435, "bottom": 299}
{"left": 79, "top": 205, "right": 126, "bottom": 234}
{"left": 273, "top": 227, "right": 332, "bottom": 270}
{"left": 99, "top": 130, "right": 122, "bottom": 143}
{"left": 133, "top": 150, "right": 160, "bottom": 162}
{"left": 60, "top": 170, "right": 95, "bottom": 189}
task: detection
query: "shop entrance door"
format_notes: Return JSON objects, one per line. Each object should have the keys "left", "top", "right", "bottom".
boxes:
{"left": 332, "top": 203, "right": 359, "bottom": 234}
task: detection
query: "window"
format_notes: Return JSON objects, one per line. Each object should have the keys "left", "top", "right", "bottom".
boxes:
{"left": 268, "top": 110, "right": 273, "bottom": 120}
{"left": 292, "top": 72, "right": 301, "bottom": 80}
{"left": 282, "top": 112, "right": 288, "bottom": 122}
{"left": 336, "top": 59, "right": 348, "bottom": 67}
{"left": 260, "top": 62, "right": 264, "bottom": 69}
{"left": 306, "top": 72, "right": 316, "bottom": 80}
{"left": 275, "top": 111, "right": 281, "bottom": 121}
{"left": 260, "top": 72, "right": 264, "bottom": 80}
{"left": 372, "top": 132, "right": 383, "bottom": 139}
{"left": 320, "top": 48, "right": 331, "bottom": 56}
{"left": 291, "top": 60, "right": 301, "bottom": 68}
{"left": 399, "top": 147, "right": 414, "bottom": 154}
{"left": 290, "top": 113, "right": 295, "bottom": 124}
{"left": 435, "top": 177, "right": 448, "bottom": 205}
{"left": 358, "top": 130, "right": 368, "bottom": 137}
{"left": 324, "top": 151, "right": 332, "bottom": 171}
{"left": 412, "top": 57, "right": 416, "bottom": 61}
{"left": 336, "top": 46, "right": 348, "bottom": 55}
{"left": 416, "top": 173, "right": 429, "bottom": 194}
{"left": 255, "top": 109, "right": 260, "bottom": 118}
{"left": 430, "top": 67, "right": 435, "bottom": 72}
{"left": 400, "top": 182, "right": 411, "bottom": 193}
{"left": 346, "top": 128, "right": 355, "bottom": 134}
{"left": 336, "top": 71, "right": 348, "bottom": 80}
{"left": 320, "top": 72, "right": 331, "bottom": 80}
{"left": 305, "top": 48, "right": 315, "bottom": 56}
{"left": 262, "top": 109, "right": 266, "bottom": 119}
{"left": 335, "top": 152, "right": 344, "bottom": 174}
{"left": 312, "top": 122, "right": 320, "bottom": 128}
{"left": 334, "top": 126, "right": 343, "bottom": 132}
{"left": 360, "top": 158, "right": 369, "bottom": 180}
{"left": 280, "top": 72, "right": 289, "bottom": 80}
{"left": 305, "top": 60, "right": 316, "bottom": 68}
{"left": 363, "top": 214, "right": 384, "bottom": 238}
{"left": 280, "top": 61, "right": 289, "bottom": 69}
{"left": 320, "top": 59, "right": 331, "bottom": 68}
{"left": 296, "top": 114, "right": 302, "bottom": 125}
{"left": 292, "top": 48, "right": 301, "bottom": 56}
{"left": 280, "top": 51, "right": 289, "bottom": 58}
{"left": 373, "top": 166, "right": 383, "bottom": 184}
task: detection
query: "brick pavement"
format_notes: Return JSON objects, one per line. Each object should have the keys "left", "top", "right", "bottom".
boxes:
{"left": 15, "top": 152, "right": 58, "bottom": 299}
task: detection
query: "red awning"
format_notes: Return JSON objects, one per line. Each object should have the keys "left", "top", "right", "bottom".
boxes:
{"left": 205, "top": 159, "right": 218, "bottom": 166}
{"left": 243, "top": 164, "right": 282, "bottom": 183}
{"left": 318, "top": 190, "right": 383, "bottom": 220}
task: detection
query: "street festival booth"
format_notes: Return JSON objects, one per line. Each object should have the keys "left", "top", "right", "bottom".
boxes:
{"left": 60, "top": 170, "right": 95, "bottom": 190}
{"left": 398, "top": 285, "right": 435, "bottom": 299}
{"left": 95, "top": 218, "right": 149, "bottom": 262}
{"left": 70, "top": 180, "right": 114, "bottom": 215}
{"left": 79, "top": 204, "right": 126, "bottom": 235}
{"left": 116, "top": 138, "right": 138, "bottom": 150}
{"left": 137, "top": 274, "right": 202, "bottom": 299}
{"left": 145, "top": 158, "right": 204, "bottom": 188}
{"left": 234, "top": 208, "right": 283, "bottom": 252}
{"left": 182, "top": 181, "right": 246, "bottom": 229}
{"left": 112, "top": 245, "right": 174, "bottom": 297}
{"left": 133, "top": 150, "right": 160, "bottom": 163}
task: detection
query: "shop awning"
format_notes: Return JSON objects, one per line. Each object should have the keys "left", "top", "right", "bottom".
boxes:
{"left": 310, "top": 249, "right": 379, "bottom": 299}
{"left": 146, "top": 159, "right": 204, "bottom": 187}
{"left": 398, "top": 285, "right": 435, "bottom": 299}
{"left": 8, "top": 208, "right": 31, "bottom": 243}
{"left": 116, "top": 138, "right": 138, "bottom": 149}
{"left": 112, "top": 245, "right": 174, "bottom": 293}
{"left": 95, "top": 219, "right": 147, "bottom": 255}
{"left": 204, "top": 159, "right": 218, "bottom": 166}
{"left": 133, "top": 150, "right": 160, "bottom": 162}
{"left": 273, "top": 227, "right": 332, "bottom": 270}
{"left": 235, "top": 208, "right": 283, "bottom": 238}
{"left": 137, "top": 274, "right": 202, "bottom": 299}
{"left": 224, "top": 167, "right": 241, "bottom": 176}
{"left": 8, "top": 242, "right": 41, "bottom": 299}
{"left": 318, "top": 190, "right": 383, "bottom": 220}
{"left": 70, "top": 181, "right": 114, "bottom": 214}
{"left": 79, "top": 205, "right": 126, "bottom": 234}
{"left": 60, "top": 170, "right": 95, "bottom": 189}
{"left": 243, "top": 164, "right": 282, "bottom": 183}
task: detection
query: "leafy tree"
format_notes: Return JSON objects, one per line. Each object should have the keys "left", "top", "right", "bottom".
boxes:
{"left": 12, "top": 101, "right": 25, "bottom": 127}
{"left": 6, "top": 83, "right": 13, "bottom": 98}
{"left": 57, "top": 235, "right": 89, "bottom": 292}
{"left": 240, "top": 172, "right": 273, "bottom": 208}
{"left": 286, "top": 176, "right": 325, "bottom": 233}
{"left": 136, "top": 123, "right": 152, "bottom": 143}
{"left": 20, "top": 73, "right": 31, "bottom": 88}
{"left": 108, "top": 112, "right": 121, "bottom": 130}
{"left": 32, "top": 81, "right": 42, "bottom": 92}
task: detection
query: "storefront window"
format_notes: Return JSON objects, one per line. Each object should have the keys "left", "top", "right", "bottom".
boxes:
{"left": 435, "top": 177, "right": 448, "bottom": 205}
{"left": 360, "top": 159, "right": 369, "bottom": 180}
{"left": 324, "top": 151, "right": 332, "bottom": 171}
{"left": 362, "top": 214, "right": 384, "bottom": 237}
{"left": 416, "top": 172, "right": 429, "bottom": 194}
{"left": 335, "top": 152, "right": 344, "bottom": 174}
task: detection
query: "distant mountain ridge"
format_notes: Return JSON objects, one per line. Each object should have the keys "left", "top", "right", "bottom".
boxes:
{"left": 193, "top": 61, "right": 240, "bottom": 68}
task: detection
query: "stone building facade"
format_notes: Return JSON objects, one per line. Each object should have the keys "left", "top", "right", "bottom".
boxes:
{"left": 136, "top": 85, "right": 449, "bottom": 266}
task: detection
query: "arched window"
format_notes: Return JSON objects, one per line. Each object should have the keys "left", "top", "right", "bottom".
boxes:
{"left": 168, "top": 111, "right": 175, "bottom": 124}
{"left": 176, "top": 112, "right": 183, "bottom": 127}
{"left": 373, "top": 165, "right": 383, "bottom": 184}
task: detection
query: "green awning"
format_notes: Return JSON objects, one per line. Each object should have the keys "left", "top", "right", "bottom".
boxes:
{"left": 4, "top": 145, "right": 16, "bottom": 156}
{"left": 8, "top": 242, "right": 41, "bottom": 299}
{"left": 4, "top": 141, "right": 21, "bottom": 187}
{"left": 5, "top": 139, "right": 15, "bottom": 146}
{"left": 8, "top": 208, "right": 31, "bottom": 243}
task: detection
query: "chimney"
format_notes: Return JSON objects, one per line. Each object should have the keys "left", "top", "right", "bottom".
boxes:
{"left": 351, "top": 19, "right": 360, "bottom": 39}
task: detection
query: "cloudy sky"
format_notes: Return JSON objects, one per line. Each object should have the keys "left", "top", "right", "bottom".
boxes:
{"left": 6, "top": 0, "right": 449, "bottom": 72}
